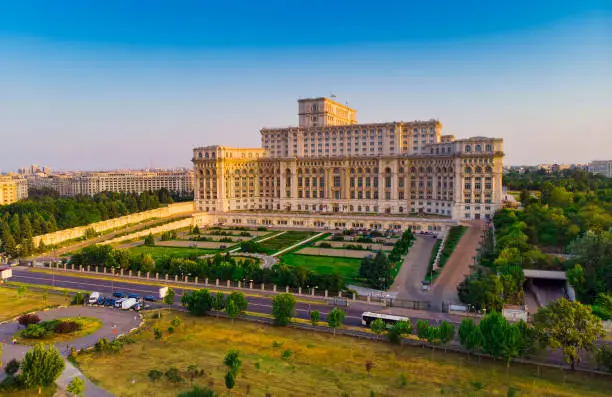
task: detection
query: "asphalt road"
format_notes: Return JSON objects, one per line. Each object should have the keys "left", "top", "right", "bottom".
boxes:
{"left": 10, "top": 267, "right": 377, "bottom": 327}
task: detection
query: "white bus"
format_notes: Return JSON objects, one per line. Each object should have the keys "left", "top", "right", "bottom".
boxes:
{"left": 361, "top": 312, "right": 410, "bottom": 328}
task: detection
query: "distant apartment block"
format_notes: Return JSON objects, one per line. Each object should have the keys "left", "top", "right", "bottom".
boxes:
{"left": 589, "top": 160, "right": 612, "bottom": 178}
{"left": 0, "top": 175, "right": 28, "bottom": 205}
{"left": 28, "top": 170, "right": 194, "bottom": 197}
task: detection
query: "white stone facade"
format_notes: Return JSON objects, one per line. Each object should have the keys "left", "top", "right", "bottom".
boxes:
{"left": 193, "top": 98, "right": 504, "bottom": 223}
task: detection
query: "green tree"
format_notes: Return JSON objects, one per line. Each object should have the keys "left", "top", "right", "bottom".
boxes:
{"left": 224, "top": 350, "right": 242, "bottom": 377}
{"left": 501, "top": 323, "right": 524, "bottom": 368}
{"left": 438, "top": 321, "right": 455, "bottom": 352}
{"left": 67, "top": 376, "right": 86, "bottom": 396}
{"left": 533, "top": 298, "right": 604, "bottom": 369}
{"left": 9, "top": 213, "right": 21, "bottom": 241}
{"left": 180, "top": 289, "right": 213, "bottom": 316}
{"left": 228, "top": 291, "right": 248, "bottom": 313}
{"left": 164, "top": 287, "right": 176, "bottom": 310}
{"left": 224, "top": 371, "right": 235, "bottom": 393}
{"left": 370, "top": 318, "right": 386, "bottom": 340}
{"left": 458, "top": 318, "right": 482, "bottom": 355}
{"left": 479, "top": 311, "right": 508, "bottom": 359}
{"left": 20, "top": 343, "right": 65, "bottom": 388}
{"left": 387, "top": 320, "right": 412, "bottom": 344}
{"left": 272, "top": 293, "right": 296, "bottom": 326}
{"left": 327, "top": 307, "right": 346, "bottom": 336}
{"left": 144, "top": 232, "right": 155, "bottom": 246}
{"left": 416, "top": 320, "right": 429, "bottom": 346}
{"left": 310, "top": 310, "right": 320, "bottom": 326}
{"left": 192, "top": 225, "right": 200, "bottom": 235}
{"left": 226, "top": 299, "right": 239, "bottom": 323}
{"left": 213, "top": 292, "right": 225, "bottom": 317}
{"left": 1, "top": 222, "right": 18, "bottom": 257}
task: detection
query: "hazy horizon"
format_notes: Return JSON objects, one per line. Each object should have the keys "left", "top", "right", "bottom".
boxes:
{"left": 1, "top": 1, "right": 610, "bottom": 172}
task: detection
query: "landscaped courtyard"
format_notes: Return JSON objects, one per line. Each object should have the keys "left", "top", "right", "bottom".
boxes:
{"left": 125, "top": 245, "right": 219, "bottom": 261}
{"left": 280, "top": 253, "right": 362, "bottom": 285}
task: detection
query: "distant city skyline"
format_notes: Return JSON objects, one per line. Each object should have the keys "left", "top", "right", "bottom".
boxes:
{"left": 0, "top": 1, "right": 610, "bottom": 171}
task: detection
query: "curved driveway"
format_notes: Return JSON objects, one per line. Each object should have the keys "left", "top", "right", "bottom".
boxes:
{"left": 0, "top": 306, "right": 141, "bottom": 397}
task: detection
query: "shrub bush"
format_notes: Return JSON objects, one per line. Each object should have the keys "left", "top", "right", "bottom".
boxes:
{"left": 55, "top": 320, "right": 81, "bottom": 334}
{"left": 318, "top": 242, "right": 332, "bottom": 248}
{"left": 239, "top": 231, "right": 252, "bottom": 237}
{"left": 71, "top": 293, "right": 86, "bottom": 305}
{"left": 219, "top": 237, "right": 233, "bottom": 243}
{"left": 168, "top": 326, "right": 175, "bottom": 333}
{"left": 331, "top": 234, "right": 344, "bottom": 241}
{"left": 165, "top": 367, "right": 183, "bottom": 383}
{"left": 148, "top": 369, "right": 163, "bottom": 381}
{"left": 18, "top": 313, "right": 41, "bottom": 326}
{"left": 21, "top": 324, "right": 49, "bottom": 339}
{"left": 5, "top": 359, "right": 20, "bottom": 376}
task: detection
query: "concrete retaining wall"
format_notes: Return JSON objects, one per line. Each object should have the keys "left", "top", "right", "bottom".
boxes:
{"left": 33, "top": 202, "right": 194, "bottom": 247}
{"left": 103, "top": 218, "right": 195, "bottom": 246}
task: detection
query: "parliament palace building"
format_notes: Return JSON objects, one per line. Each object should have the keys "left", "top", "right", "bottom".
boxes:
{"left": 192, "top": 97, "right": 503, "bottom": 232}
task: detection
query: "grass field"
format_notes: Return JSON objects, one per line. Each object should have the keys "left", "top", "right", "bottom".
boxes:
{"left": 16, "top": 316, "right": 102, "bottom": 345}
{"left": 124, "top": 245, "right": 219, "bottom": 261}
{"left": 75, "top": 312, "right": 612, "bottom": 397}
{"left": 0, "top": 286, "right": 68, "bottom": 322}
{"left": 280, "top": 253, "right": 361, "bottom": 284}
{"left": 257, "top": 231, "right": 317, "bottom": 253}
{"left": 1, "top": 386, "right": 56, "bottom": 397}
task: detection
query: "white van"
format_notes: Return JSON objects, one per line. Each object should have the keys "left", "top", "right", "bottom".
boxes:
{"left": 121, "top": 298, "right": 137, "bottom": 310}
{"left": 88, "top": 292, "right": 100, "bottom": 304}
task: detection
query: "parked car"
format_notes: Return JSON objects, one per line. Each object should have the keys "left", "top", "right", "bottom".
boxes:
{"left": 114, "top": 298, "right": 126, "bottom": 308}
{"left": 104, "top": 298, "right": 117, "bottom": 307}
{"left": 96, "top": 296, "right": 106, "bottom": 305}
{"left": 113, "top": 291, "right": 126, "bottom": 298}
{"left": 133, "top": 303, "right": 142, "bottom": 311}
{"left": 88, "top": 292, "right": 100, "bottom": 304}
{"left": 127, "top": 293, "right": 141, "bottom": 300}
{"left": 143, "top": 295, "right": 158, "bottom": 302}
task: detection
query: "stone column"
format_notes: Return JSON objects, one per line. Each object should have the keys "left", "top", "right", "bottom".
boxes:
{"left": 174, "top": 275, "right": 178, "bottom": 282}
{"left": 137, "top": 271, "right": 140, "bottom": 278}
{"left": 352, "top": 293, "right": 356, "bottom": 301}
{"left": 205, "top": 278, "right": 208, "bottom": 287}
{"left": 226, "top": 280, "right": 230, "bottom": 288}
{"left": 325, "top": 290, "right": 328, "bottom": 298}
{"left": 237, "top": 281, "right": 241, "bottom": 289}
{"left": 86, "top": 265, "right": 89, "bottom": 272}
{"left": 147, "top": 272, "right": 150, "bottom": 279}
{"left": 184, "top": 275, "right": 188, "bottom": 283}
{"left": 165, "top": 274, "right": 168, "bottom": 281}
{"left": 120, "top": 269, "right": 124, "bottom": 277}
{"left": 156, "top": 273, "right": 159, "bottom": 280}
{"left": 367, "top": 295, "right": 371, "bottom": 304}
{"left": 338, "top": 291, "right": 342, "bottom": 298}
{"left": 273, "top": 285, "right": 277, "bottom": 293}
{"left": 298, "top": 287, "right": 302, "bottom": 295}
{"left": 261, "top": 283, "right": 264, "bottom": 290}
{"left": 194, "top": 276, "right": 198, "bottom": 285}
{"left": 216, "top": 279, "right": 219, "bottom": 287}
{"left": 285, "top": 286, "right": 289, "bottom": 293}
{"left": 128, "top": 270, "right": 132, "bottom": 278}
{"left": 311, "top": 288, "right": 315, "bottom": 296}
{"left": 249, "top": 282, "right": 253, "bottom": 289}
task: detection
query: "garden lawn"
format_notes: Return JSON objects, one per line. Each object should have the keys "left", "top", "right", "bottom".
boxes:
{"left": 0, "top": 286, "right": 68, "bottom": 322}
{"left": 257, "top": 231, "right": 317, "bottom": 253}
{"left": 16, "top": 316, "right": 102, "bottom": 345}
{"left": 75, "top": 312, "right": 612, "bottom": 397}
{"left": 281, "top": 253, "right": 361, "bottom": 285}
{"left": 124, "top": 245, "right": 219, "bottom": 261}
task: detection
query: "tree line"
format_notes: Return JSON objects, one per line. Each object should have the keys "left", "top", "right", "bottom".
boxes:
{"left": 0, "top": 189, "right": 180, "bottom": 258}
{"left": 69, "top": 245, "right": 346, "bottom": 292}
{"left": 459, "top": 169, "right": 612, "bottom": 312}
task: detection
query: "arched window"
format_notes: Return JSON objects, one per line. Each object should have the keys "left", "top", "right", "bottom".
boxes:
{"left": 358, "top": 168, "right": 363, "bottom": 174}
{"left": 465, "top": 145, "right": 472, "bottom": 153}
{"left": 475, "top": 144, "right": 482, "bottom": 152}
{"left": 418, "top": 167, "right": 424, "bottom": 173}
{"left": 486, "top": 144, "right": 492, "bottom": 152}
{"left": 385, "top": 167, "right": 391, "bottom": 174}
{"left": 365, "top": 167, "right": 371, "bottom": 174}
{"left": 475, "top": 166, "right": 482, "bottom": 173}
{"left": 465, "top": 167, "right": 472, "bottom": 174}
{"left": 399, "top": 167, "right": 404, "bottom": 173}
{"left": 350, "top": 168, "right": 356, "bottom": 174}
{"left": 211, "top": 152, "right": 216, "bottom": 159}
{"left": 198, "top": 152, "right": 203, "bottom": 158}
{"left": 427, "top": 167, "right": 433, "bottom": 173}
{"left": 411, "top": 167, "right": 417, "bottom": 173}
{"left": 485, "top": 166, "right": 493, "bottom": 173}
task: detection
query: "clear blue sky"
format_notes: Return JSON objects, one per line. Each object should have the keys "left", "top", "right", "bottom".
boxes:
{"left": 0, "top": 1, "right": 610, "bottom": 170}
